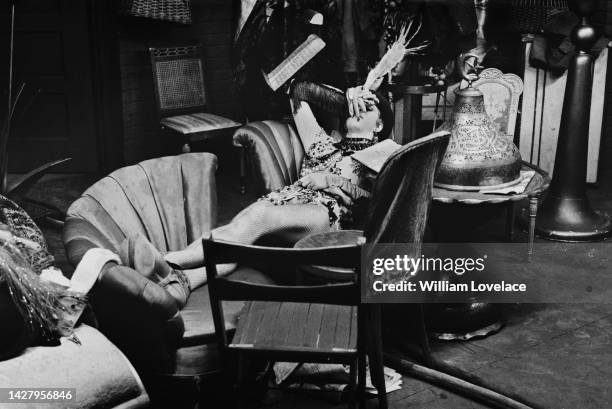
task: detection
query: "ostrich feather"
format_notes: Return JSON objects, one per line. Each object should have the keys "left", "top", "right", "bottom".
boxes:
{"left": 0, "top": 238, "right": 63, "bottom": 340}
{"left": 364, "top": 16, "right": 430, "bottom": 90}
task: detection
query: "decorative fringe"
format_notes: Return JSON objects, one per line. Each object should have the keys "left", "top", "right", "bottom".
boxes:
{"left": 0, "top": 238, "right": 64, "bottom": 341}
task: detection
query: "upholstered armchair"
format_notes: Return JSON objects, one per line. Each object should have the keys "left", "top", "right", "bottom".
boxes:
{"left": 63, "top": 153, "right": 274, "bottom": 392}
{"left": 234, "top": 120, "right": 305, "bottom": 195}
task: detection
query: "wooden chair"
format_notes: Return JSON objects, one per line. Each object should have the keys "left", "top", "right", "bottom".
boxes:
{"left": 461, "top": 67, "right": 523, "bottom": 139}
{"left": 205, "top": 131, "right": 451, "bottom": 408}
{"left": 362, "top": 131, "right": 450, "bottom": 368}
{"left": 204, "top": 241, "right": 377, "bottom": 408}
{"left": 149, "top": 44, "right": 241, "bottom": 153}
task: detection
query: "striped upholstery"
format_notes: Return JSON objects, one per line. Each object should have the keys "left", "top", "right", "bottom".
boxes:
{"left": 63, "top": 152, "right": 276, "bottom": 376}
{"left": 64, "top": 153, "right": 218, "bottom": 259}
{"left": 233, "top": 120, "right": 305, "bottom": 193}
{"left": 62, "top": 154, "right": 218, "bottom": 372}
{"left": 161, "top": 113, "right": 240, "bottom": 135}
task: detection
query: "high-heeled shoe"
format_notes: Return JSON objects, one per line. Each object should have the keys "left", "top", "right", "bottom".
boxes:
{"left": 118, "top": 234, "right": 190, "bottom": 309}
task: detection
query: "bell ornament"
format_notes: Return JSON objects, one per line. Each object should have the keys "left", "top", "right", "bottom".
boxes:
{"left": 435, "top": 57, "right": 522, "bottom": 191}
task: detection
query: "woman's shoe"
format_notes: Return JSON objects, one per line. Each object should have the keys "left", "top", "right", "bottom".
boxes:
{"left": 156, "top": 270, "right": 190, "bottom": 310}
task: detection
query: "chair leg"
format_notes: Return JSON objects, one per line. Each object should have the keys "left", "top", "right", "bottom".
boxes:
{"left": 417, "top": 304, "right": 433, "bottom": 366}
{"left": 348, "top": 358, "right": 358, "bottom": 409}
{"left": 368, "top": 306, "right": 387, "bottom": 409}
{"left": 234, "top": 353, "right": 246, "bottom": 409}
{"left": 358, "top": 350, "right": 367, "bottom": 409}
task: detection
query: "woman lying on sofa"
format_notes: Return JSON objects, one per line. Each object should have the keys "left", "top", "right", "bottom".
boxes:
{"left": 120, "top": 79, "right": 393, "bottom": 309}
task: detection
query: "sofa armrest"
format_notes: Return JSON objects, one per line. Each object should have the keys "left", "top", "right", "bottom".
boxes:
{"left": 0, "top": 325, "right": 149, "bottom": 409}
{"left": 89, "top": 262, "right": 185, "bottom": 373}
{"left": 233, "top": 120, "right": 305, "bottom": 193}
{"left": 63, "top": 218, "right": 184, "bottom": 340}
{"left": 63, "top": 220, "right": 185, "bottom": 373}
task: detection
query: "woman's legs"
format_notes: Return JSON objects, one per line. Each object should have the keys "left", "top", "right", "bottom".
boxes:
{"left": 165, "top": 201, "right": 332, "bottom": 289}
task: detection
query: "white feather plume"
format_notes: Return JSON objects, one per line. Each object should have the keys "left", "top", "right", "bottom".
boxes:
{"left": 364, "top": 17, "right": 430, "bottom": 90}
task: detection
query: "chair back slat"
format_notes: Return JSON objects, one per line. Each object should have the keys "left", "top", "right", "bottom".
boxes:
{"left": 211, "top": 278, "right": 358, "bottom": 305}
{"left": 149, "top": 44, "right": 207, "bottom": 117}
{"left": 204, "top": 239, "right": 362, "bottom": 350}
{"left": 204, "top": 239, "right": 361, "bottom": 269}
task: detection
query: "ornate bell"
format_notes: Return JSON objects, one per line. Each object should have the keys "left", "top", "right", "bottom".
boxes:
{"left": 435, "top": 58, "right": 522, "bottom": 191}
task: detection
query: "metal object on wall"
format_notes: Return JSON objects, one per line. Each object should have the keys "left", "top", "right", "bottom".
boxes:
{"left": 535, "top": 0, "right": 612, "bottom": 241}
{"left": 435, "top": 59, "right": 522, "bottom": 191}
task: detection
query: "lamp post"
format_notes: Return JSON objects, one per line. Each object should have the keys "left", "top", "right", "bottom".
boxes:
{"left": 535, "top": 0, "right": 612, "bottom": 241}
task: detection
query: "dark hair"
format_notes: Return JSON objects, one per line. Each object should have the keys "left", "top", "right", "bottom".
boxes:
{"left": 373, "top": 91, "right": 394, "bottom": 140}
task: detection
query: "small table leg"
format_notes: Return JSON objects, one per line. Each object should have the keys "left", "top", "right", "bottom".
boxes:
{"left": 527, "top": 196, "right": 538, "bottom": 262}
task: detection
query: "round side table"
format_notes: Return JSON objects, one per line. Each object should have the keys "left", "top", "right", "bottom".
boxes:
{"left": 432, "top": 161, "right": 550, "bottom": 261}
{"left": 429, "top": 162, "right": 550, "bottom": 340}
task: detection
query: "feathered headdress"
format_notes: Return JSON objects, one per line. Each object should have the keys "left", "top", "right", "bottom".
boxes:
{"left": 364, "top": 16, "right": 430, "bottom": 90}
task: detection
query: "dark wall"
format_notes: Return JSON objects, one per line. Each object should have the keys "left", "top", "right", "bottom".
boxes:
{"left": 118, "top": 0, "right": 240, "bottom": 164}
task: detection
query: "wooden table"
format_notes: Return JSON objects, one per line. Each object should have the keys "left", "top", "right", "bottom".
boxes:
{"left": 432, "top": 161, "right": 550, "bottom": 261}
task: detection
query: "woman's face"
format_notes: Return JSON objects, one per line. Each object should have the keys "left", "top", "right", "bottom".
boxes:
{"left": 345, "top": 105, "right": 382, "bottom": 138}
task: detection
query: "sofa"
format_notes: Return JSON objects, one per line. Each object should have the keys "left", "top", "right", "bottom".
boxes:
{"left": 0, "top": 201, "right": 149, "bottom": 409}
{"left": 234, "top": 120, "right": 306, "bottom": 195}
{"left": 233, "top": 119, "right": 389, "bottom": 196}
{"left": 62, "top": 118, "right": 338, "bottom": 402}
{"left": 0, "top": 325, "right": 149, "bottom": 409}
{"left": 62, "top": 153, "right": 274, "bottom": 396}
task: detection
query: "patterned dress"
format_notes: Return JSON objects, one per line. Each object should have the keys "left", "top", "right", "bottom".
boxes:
{"left": 261, "top": 127, "right": 376, "bottom": 229}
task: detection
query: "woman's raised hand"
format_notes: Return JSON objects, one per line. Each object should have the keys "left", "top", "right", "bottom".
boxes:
{"left": 346, "top": 86, "right": 379, "bottom": 118}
